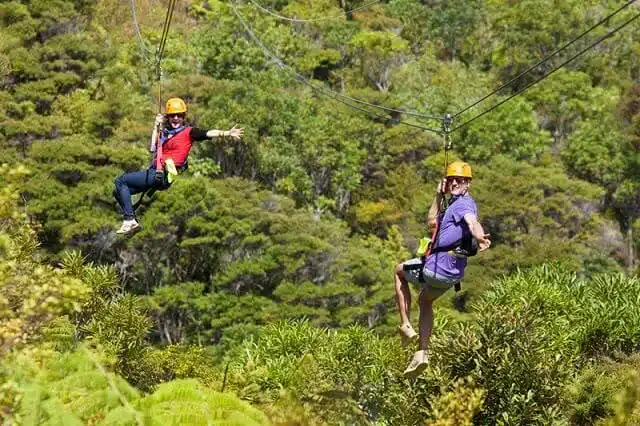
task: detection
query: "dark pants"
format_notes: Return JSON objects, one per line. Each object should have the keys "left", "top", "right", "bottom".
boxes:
{"left": 113, "top": 168, "right": 169, "bottom": 220}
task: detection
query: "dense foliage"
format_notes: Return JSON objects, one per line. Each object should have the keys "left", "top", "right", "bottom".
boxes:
{"left": 2, "top": 0, "right": 640, "bottom": 424}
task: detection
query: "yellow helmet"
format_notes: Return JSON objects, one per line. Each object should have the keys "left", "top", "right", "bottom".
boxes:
{"left": 165, "top": 97, "right": 187, "bottom": 114}
{"left": 446, "top": 161, "right": 472, "bottom": 179}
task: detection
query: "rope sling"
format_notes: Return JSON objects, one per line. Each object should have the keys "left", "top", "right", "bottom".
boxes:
{"left": 132, "top": 0, "right": 176, "bottom": 211}
{"left": 418, "top": 115, "right": 463, "bottom": 292}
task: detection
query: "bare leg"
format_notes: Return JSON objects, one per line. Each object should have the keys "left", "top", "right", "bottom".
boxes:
{"left": 403, "top": 288, "right": 437, "bottom": 377}
{"left": 394, "top": 263, "right": 412, "bottom": 327}
{"left": 418, "top": 289, "right": 435, "bottom": 351}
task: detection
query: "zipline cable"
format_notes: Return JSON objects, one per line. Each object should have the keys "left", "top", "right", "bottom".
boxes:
{"left": 306, "top": 85, "right": 442, "bottom": 122}
{"left": 451, "top": 10, "right": 640, "bottom": 133}
{"left": 128, "top": 0, "right": 154, "bottom": 63}
{"left": 156, "top": 0, "right": 177, "bottom": 71}
{"left": 243, "top": 2, "right": 441, "bottom": 121}
{"left": 453, "top": 0, "right": 638, "bottom": 119}
{"left": 247, "top": 0, "right": 381, "bottom": 23}
{"left": 233, "top": 9, "right": 438, "bottom": 131}
{"left": 244, "top": 0, "right": 442, "bottom": 121}
{"left": 231, "top": 1, "right": 442, "bottom": 134}
{"left": 154, "top": 0, "right": 177, "bottom": 112}
{"left": 131, "top": 0, "right": 178, "bottom": 211}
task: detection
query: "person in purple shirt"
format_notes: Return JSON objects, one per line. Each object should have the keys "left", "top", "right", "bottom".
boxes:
{"left": 393, "top": 161, "right": 491, "bottom": 377}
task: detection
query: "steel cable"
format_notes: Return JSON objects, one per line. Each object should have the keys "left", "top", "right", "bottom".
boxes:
{"left": 231, "top": 1, "right": 442, "bottom": 134}
{"left": 451, "top": 10, "right": 640, "bottom": 132}
{"left": 247, "top": 0, "right": 381, "bottom": 23}
{"left": 453, "top": 0, "right": 638, "bottom": 119}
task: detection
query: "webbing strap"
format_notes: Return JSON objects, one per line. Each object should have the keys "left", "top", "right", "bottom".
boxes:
{"left": 155, "top": 65, "right": 163, "bottom": 171}
{"left": 419, "top": 116, "right": 453, "bottom": 283}
{"left": 155, "top": 132, "right": 163, "bottom": 170}
{"left": 133, "top": 188, "right": 155, "bottom": 211}
{"left": 425, "top": 118, "right": 453, "bottom": 258}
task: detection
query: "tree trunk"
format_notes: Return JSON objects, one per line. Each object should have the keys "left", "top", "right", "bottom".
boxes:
{"left": 163, "top": 322, "right": 173, "bottom": 345}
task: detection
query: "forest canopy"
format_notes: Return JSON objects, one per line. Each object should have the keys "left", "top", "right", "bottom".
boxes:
{"left": 1, "top": 0, "right": 640, "bottom": 424}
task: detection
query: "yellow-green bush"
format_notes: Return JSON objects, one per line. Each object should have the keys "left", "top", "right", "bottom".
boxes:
{"left": 428, "top": 377, "right": 485, "bottom": 426}
{"left": 2, "top": 348, "right": 269, "bottom": 426}
{"left": 0, "top": 168, "right": 90, "bottom": 355}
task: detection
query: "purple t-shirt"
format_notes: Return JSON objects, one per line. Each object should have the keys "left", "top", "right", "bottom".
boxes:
{"left": 424, "top": 195, "right": 477, "bottom": 281}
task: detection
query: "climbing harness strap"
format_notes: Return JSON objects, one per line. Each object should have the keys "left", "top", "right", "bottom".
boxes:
{"left": 421, "top": 113, "right": 452, "bottom": 262}
{"left": 418, "top": 114, "right": 462, "bottom": 292}
{"left": 430, "top": 232, "right": 479, "bottom": 258}
{"left": 132, "top": 159, "right": 187, "bottom": 212}
{"left": 154, "top": 129, "right": 164, "bottom": 186}
{"left": 127, "top": 0, "right": 177, "bottom": 213}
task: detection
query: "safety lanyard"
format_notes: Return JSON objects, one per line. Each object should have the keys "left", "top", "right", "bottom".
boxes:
{"left": 425, "top": 114, "right": 454, "bottom": 257}
{"left": 155, "top": 131, "right": 163, "bottom": 170}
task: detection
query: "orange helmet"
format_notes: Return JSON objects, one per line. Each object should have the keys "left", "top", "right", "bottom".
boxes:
{"left": 446, "top": 161, "right": 472, "bottom": 179}
{"left": 165, "top": 98, "right": 187, "bottom": 114}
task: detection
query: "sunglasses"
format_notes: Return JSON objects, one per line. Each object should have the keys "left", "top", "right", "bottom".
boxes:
{"left": 447, "top": 176, "right": 470, "bottom": 184}
{"left": 167, "top": 113, "right": 185, "bottom": 118}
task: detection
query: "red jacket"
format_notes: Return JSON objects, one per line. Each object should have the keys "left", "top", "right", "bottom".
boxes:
{"left": 161, "top": 127, "right": 193, "bottom": 167}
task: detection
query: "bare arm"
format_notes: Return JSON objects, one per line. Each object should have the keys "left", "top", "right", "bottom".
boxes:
{"left": 206, "top": 125, "right": 244, "bottom": 140}
{"left": 427, "top": 194, "right": 443, "bottom": 232}
{"left": 427, "top": 178, "right": 446, "bottom": 232}
{"left": 463, "top": 213, "right": 491, "bottom": 251}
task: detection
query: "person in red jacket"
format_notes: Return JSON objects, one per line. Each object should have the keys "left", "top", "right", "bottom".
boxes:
{"left": 113, "top": 97, "right": 244, "bottom": 234}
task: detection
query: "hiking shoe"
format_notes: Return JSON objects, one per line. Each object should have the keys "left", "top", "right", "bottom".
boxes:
{"left": 398, "top": 323, "right": 418, "bottom": 346}
{"left": 116, "top": 220, "right": 141, "bottom": 235}
{"left": 403, "top": 350, "right": 428, "bottom": 378}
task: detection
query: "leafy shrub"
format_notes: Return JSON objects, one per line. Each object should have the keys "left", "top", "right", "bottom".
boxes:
{"left": 0, "top": 173, "right": 90, "bottom": 355}
{"left": 428, "top": 377, "right": 485, "bottom": 426}
{"left": 566, "top": 355, "right": 640, "bottom": 425}
{"left": 224, "top": 320, "right": 414, "bottom": 424}
{"left": 2, "top": 347, "right": 269, "bottom": 426}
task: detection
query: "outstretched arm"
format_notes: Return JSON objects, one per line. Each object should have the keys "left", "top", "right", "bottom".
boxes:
{"left": 463, "top": 213, "right": 491, "bottom": 251}
{"left": 206, "top": 125, "right": 244, "bottom": 140}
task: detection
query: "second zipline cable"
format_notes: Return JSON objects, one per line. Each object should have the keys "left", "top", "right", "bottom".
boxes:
{"left": 231, "top": 1, "right": 442, "bottom": 131}
{"left": 452, "top": 9, "right": 640, "bottom": 132}
{"left": 247, "top": 0, "right": 381, "bottom": 23}
{"left": 453, "top": 0, "right": 639, "bottom": 119}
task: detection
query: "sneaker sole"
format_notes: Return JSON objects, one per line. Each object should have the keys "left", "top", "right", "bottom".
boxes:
{"left": 403, "top": 362, "right": 428, "bottom": 379}
{"left": 116, "top": 225, "right": 142, "bottom": 236}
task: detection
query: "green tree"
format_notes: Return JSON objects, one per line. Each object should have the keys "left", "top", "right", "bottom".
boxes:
{"left": 563, "top": 118, "right": 627, "bottom": 190}
{"left": 485, "top": 0, "right": 594, "bottom": 85}
{"left": 349, "top": 30, "right": 409, "bottom": 92}
{"left": 0, "top": 167, "right": 90, "bottom": 355}
{"left": 458, "top": 97, "right": 550, "bottom": 163}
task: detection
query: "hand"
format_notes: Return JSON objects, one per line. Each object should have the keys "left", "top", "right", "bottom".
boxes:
{"left": 154, "top": 113, "right": 164, "bottom": 128}
{"left": 436, "top": 178, "right": 447, "bottom": 194}
{"left": 227, "top": 124, "right": 244, "bottom": 140}
{"left": 478, "top": 233, "right": 491, "bottom": 251}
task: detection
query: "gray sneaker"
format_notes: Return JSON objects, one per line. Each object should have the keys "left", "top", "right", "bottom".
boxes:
{"left": 403, "top": 350, "right": 428, "bottom": 378}
{"left": 116, "top": 220, "right": 141, "bottom": 235}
